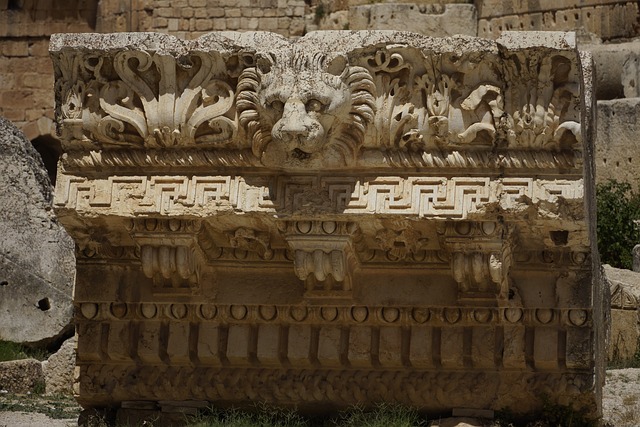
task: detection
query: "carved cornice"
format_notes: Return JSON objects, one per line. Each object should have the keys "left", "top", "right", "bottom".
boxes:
{"left": 77, "top": 365, "right": 595, "bottom": 410}
{"left": 51, "top": 31, "right": 584, "bottom": 172}
{"left": 76, "top": 301, "right": 592, "bottom": 328}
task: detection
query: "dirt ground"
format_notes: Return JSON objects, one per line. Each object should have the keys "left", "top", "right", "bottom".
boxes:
{"left": 2, "top": 369, "right": 640, "bottom": 426}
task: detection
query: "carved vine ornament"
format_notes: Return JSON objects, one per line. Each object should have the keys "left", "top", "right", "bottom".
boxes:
{"left": 51, "top": 31, "right": 583, "bottom": 171}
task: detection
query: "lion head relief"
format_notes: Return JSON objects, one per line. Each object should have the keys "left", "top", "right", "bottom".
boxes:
{"left": 237, "top": 50, "right": 375, "bottom": 169}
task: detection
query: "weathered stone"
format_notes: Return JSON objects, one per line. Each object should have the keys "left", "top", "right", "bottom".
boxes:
{"left": 476, "top": 0, "right": 639, "bottom": 41}
{"left": 633, "top": 245, "right": 640, "bottom": 273}
{"left": 595, "top": 98, "right": 640, "bottom": 187}
{"left": 349, "top": 3, "right": 477, "bottom": 36}
{"left": 42, "top": 335, "right": 76, "bottom": 395}
{"left": 0, "top": 117, "right": 75, "bottom": 345}
{"left": 622, "top": 52, "right": 640, "bottom": 98}
{"left": 603, "top": 265, "right": 640, "bottom": 362}
{"left": 580, "top": 40, "right": 640, "bottom": 100}
{"left": 430, "top": 418, "right": 485, "bottom": 427}
{"left": 50, "top": 30, "right": 603, "bottom": 420}
{"left": 0, "top": 359, "right": 44, "bottom": 394}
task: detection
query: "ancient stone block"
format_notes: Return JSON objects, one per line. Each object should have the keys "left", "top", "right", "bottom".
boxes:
{"left": 604, "top": 265, "right": 640, "bottom": 362}
{"left": 477, "top": 0, "right": 639, "bottom": 41}
{"left": 50, "top": 30, "right": 604, "bottom": 420}
{"left": 595, "top": 98, "right": 640, "bottom": 187}
{"left": 349, "top": 3, "right": 477, "bottom": 36}
{"left": 0, "top": 117, "right": 75, "bottom": 346}
{"left": 42, "top": 335, "right": 76, "bottom": 395}
{"left": 0, "top": 359, "right": 44, "bottom": 394}
{"left": 580, "top": 40, "right": 640, "bottom": 100}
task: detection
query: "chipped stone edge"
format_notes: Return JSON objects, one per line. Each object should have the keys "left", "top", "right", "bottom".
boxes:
{"left": 49, "top": 30, "right": 580, "bottom": 57}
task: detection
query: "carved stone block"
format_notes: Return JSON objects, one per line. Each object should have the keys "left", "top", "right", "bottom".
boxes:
{"left": 50, "top": 30, "right": 604, "bottom": 420}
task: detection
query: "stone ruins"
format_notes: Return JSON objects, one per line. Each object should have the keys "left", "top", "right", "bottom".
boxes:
{"left": 50, "top": 30, "right": 605, "bottom": 420}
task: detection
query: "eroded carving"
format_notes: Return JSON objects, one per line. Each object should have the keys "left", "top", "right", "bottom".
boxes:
{"left": 438, "top": 221, "right": 515, "bottom": 302}
{"left": 51, "top": 31, "right": 601, "bottom": 420}
{"left": 127, "top": 218, "right": 203, "bottom": 292}
{"left": 279, "top": 221, "right": 361, "bottom": 297}
{"left": 52, "top": 31, "right": 584, "bottom": 171}
{"left": 237, "top": 51, "right": 376, "bottom": 168}
{"left": 54, "top": 49, "right": 241, "bottom": 149}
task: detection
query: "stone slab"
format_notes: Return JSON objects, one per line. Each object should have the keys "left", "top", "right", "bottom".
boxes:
{"left": 595, "top": 98, "right": 640, "bottom": 187}
{"left": 349, "top": 3, "right": 477, "bottom": 36}
{"left": 0, "top": 117, "right": 74, "bottom": 346}
{"left": 50, "top": 30, "right": 603, "bottom": 421}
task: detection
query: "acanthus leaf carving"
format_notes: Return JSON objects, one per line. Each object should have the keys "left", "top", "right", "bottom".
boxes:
{"left": 503, "top": 53, "right": 581, "bottom": 150}
{"left": 63, "top": 50, "right": 238, "bottom": 149}
{"left": 53, "top": 32, "right": 584, "bottom": 170}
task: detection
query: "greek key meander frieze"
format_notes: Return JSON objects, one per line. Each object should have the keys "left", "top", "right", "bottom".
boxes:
{"left": 52, "top": 32, "right": 582, "bottom": 171}
{"left": 55, "top": 174, "right": 583, "bottom": 217}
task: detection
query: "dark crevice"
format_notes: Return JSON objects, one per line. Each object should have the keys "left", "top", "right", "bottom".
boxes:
{"left": 37, "top": 297, "right": 51, "bottom": 311}
{"left": 8, "top": 0, "right": 22, "bottom": 10}
{"left": 31, "top": 135, "right": 62, "bottom": 186}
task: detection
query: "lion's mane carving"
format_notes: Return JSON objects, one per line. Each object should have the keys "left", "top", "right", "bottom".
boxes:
{"left": 237, "top": 50, "right": 375, "bottom": 168}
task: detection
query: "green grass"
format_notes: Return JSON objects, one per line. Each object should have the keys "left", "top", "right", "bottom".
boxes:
{"left": 188, "top": 403, "right": 428, "bottom": 427}
{"left": 0, "top": 340, "right": 49, "bottom": 362}
{"left": 0, "top": 397, "right": 601, "bottom": 426}
{"left": 0, "top": 392, "right": 81, "bottom": 419}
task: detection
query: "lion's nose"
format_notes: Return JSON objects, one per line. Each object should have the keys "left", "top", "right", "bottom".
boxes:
{"left": 277, "top": 101, "right": 310, "bottom": 142}
{"left": 281, "top": 122, "right": 309, "bottom": 139}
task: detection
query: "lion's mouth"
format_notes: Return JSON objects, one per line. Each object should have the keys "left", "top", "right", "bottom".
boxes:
{"left": 292, "top": 148, "right": 311, "bottom": 160}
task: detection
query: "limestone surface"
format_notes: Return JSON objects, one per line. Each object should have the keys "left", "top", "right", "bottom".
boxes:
{"left": 349, "top": 4, "right": 477, "bottom": 36}
{"left": 0, "top": 117, "right": 75, "bottom": 345}
{"left": 42, "top": 336, "right": 76, "bottom": 395}
{"left": 50, "top": 30, "right": 603, "bottom": 421}
{"left": 604, "top": 265, "right": 640, "bottom": 362}
{"left": 0, "top": 359, "right": 43, "bottom": 394}
{"left": 595, "top": 98, "right": 640, "bottom": 187}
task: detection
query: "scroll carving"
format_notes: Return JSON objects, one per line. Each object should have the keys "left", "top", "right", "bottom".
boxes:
{"left": 56, "top": 51, "right": 238, "bottom": 148}
{"left": 438, "top": 221, "right": 515, "bottom": 302}
{"left": 279, "top": 221, "right": 361, "bottom": 298}
{"left": 52, "top": 32, "right": 584, "bottom": 171}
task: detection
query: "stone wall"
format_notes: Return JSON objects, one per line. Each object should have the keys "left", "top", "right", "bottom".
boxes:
{"left": 476, "top": 0, "right": 640, "bottom": 41}
{"left": 0, "top": 0, "right": 99, "bottom": 148}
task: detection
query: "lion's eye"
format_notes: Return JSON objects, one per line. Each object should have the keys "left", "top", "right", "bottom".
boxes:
{"left": 305, "top": 99, "right": 324, "bottom": 113}
{"left": 270, "top": 100, "right": 284, "bottom": 111}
